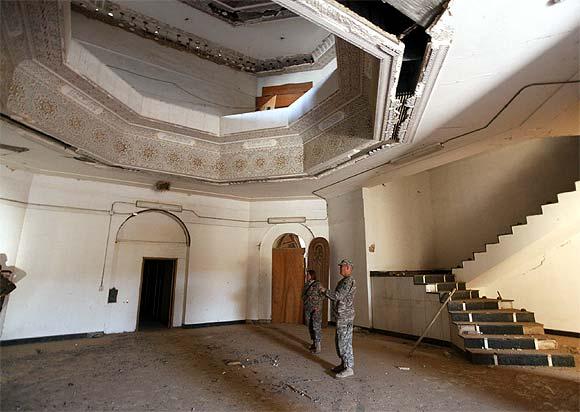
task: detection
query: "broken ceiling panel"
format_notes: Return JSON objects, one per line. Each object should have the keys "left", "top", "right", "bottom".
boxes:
{"left": 381, "top": 0, "right": 448, "bottom": 28}
{"left": 179, "top": 0, "right": 297, "bottom": 25}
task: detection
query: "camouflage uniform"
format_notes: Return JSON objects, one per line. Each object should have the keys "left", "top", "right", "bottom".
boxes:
{"left": 324, "top": 276, "right": 356, "bottom": 368}
{"left": 302, "top": 279, "right": 323, "bottom": 343}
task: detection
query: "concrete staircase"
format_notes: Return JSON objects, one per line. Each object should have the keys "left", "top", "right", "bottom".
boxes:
{"left": 453, "top": 181, "right": 580, "bottom": 282}
{"left": 413, "top": 272, "right": 575, "bottom": 367}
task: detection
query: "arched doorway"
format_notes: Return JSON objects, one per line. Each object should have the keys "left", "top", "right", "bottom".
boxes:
{"left": 105, "top": 210, "right": 190, "bottom": 333}
{"left": 257, "top": 223, "right": 314, "bottom": 321}
{"left": 271, "top": 233, "right": 306, "bottom": 324}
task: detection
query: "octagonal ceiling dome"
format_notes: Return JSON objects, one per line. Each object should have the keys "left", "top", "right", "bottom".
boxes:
{"left": 1, "top": 0, "right": 452, "bottom": 185}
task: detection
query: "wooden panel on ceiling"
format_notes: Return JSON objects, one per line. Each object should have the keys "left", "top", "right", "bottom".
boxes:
{"left": 256, "top": 93, "right": 309, "bottom": 111}
{"left": 261, "top": 82, "right": 313, "bottom": 97}
{"left": 273, "top": 93, "right": 305, "bottom": 108}
{"left": 307, "top": 237, "right": 330, "bottom": 327}
{"left": 256, "top": 82, "right": 314, "bottom": 111}
{"left": 257, "top": 95, "right": 277, "bottom": 111}
{"left": 272, "top": 248, "right": 305, "bottom": 324}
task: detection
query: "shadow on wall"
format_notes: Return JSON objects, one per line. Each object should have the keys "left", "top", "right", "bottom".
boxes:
{"left": 431, "top": 137, "right": 579, "bottom": 269}
{"left": 424, "top": 29, "right": 580, "bottom": 268}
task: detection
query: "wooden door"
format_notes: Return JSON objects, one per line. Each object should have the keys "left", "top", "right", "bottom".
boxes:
{"left": 307, "top": 237, "right": 330, "bottom": 327}
{"left": 271, "top": 248, "right": 305, "bottom": 323}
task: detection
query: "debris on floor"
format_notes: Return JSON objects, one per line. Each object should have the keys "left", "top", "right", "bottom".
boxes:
{"left": 226, "top": 361, "right": 242, "bottom": 366}
{"left": 1, "top": 324, "right": 578, "bottom": 411}
{"left": 284, "top": 383, "right": 318, "bottom": 402}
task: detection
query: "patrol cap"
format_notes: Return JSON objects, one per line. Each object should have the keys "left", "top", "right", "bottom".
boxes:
{"left": 338, "top": 259, "right": 353, "bottom": 267}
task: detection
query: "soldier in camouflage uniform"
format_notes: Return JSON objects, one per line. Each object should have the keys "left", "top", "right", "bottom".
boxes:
{"left": 322, "top": 259, "right": 356, "bottom": 378}
{"left": 302, "top": 269, "right": 324, "bottom": 353}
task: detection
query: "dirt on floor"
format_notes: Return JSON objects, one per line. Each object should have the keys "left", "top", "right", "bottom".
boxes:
{"left": 1, "top": 324, "right": 579, "bottom": 411}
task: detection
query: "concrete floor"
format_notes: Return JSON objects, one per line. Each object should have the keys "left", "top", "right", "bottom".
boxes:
{"left": 1, "top": 324, "right": 579, "bottom": 411}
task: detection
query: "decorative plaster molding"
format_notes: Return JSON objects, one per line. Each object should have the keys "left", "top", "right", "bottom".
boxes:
{"left": 60, "top": 85, "right": 103, "bottom": 115}
{"left": 273, "top": 0, "right": 403, "bottom": 59}
{"left": 71, "top": 0, "right": 326, "bottom": 74}
{"left": 0, "top": 0, "right": 452, "bottom": 185}
{"left": 178, "top": 0, "right": 297, "bottom": 27}
{"left": 389, "top": 2, "right": 454, "bottom": 144}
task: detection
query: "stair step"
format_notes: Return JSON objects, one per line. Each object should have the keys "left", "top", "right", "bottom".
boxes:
{"left": 455, "top": 321, "right": 544, "bottom": 335}
{"left": 448, "top": 289, "right": 479, "bottom": 300}
{"left": 462, "top": 334, "right": 558, "bottom": 350}
{"left": 449, "top": 309, "right": 535, "bottom": 323}
{"left": 426, "top": 282, "right": 466, "bottom": 293}
{"left": 448, "top": 298, "right": 513, "bottom": 311}
{"left": 467, "top": 348, "right": 575, "bottom": 367}
{"left": 413, "top": 274, "right": 456, "bottom": 284}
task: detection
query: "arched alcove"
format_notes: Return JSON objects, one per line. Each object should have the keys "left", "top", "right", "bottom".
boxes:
{"left": 258, "top": 224, "right": 314, "bottom": 320}
{"left": 116, "top": 210, "right": 190, "bottom": 246}
{"left": 104, "top": 209, "right": 190, "bottom": 334}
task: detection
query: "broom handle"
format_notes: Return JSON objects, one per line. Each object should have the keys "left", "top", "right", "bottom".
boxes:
{"left": 408, "top": 288, "right": 457, "bottom": 357}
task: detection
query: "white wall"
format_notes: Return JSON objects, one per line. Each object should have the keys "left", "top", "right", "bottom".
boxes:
{"left": 363, "top": 137, "right": 579, "bottom": 271}
{"left": 430, "top": 136, "right": 579, "bottom": 268}
{"left": 0, "top": 169, "right": 329, "bottom": 340}
{"left": 459, "top": 183, "right": 580, "bottom": 332}
{"left": 0, "top": 167, "right": 33, "bottom": 337}
{"left": 363, "top": 173, "right": 436, "bottom": 271}
{"left": 472, "top": 229, "right": 580, "bottom": 333}
{"left": 327, "top": 190, "right": 371, "bottom": 327}
{"left": 220, "top": 59, "right": 338, "bottom": 135}
{"left": 3, "top": 205, "right": 109, "bottom": 339}
{"left": 256, "top": 58, "right": 337, "bottom": 96}
{"left": 185, "top": 223, "right": 249, "bottom": 324}
{"left": 71, "top": 12, "right": 257, "bottom": 119}
{"left": 327, "top": 137, "right": 579, "bottom": 334}
{"left": 0, "top": 167, "right": 32, "bottom": 266}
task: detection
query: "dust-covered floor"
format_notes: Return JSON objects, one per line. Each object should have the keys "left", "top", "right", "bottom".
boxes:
{"left": 1, "top": 324, "right": 579, "bottom": 411}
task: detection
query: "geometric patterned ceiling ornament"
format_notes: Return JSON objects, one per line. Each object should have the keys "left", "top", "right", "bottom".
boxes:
{"left": 0, "top": 0, "right": 452, "bottom": 186}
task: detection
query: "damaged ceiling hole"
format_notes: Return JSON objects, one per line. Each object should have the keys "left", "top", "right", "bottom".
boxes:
{"left": 337, "top": 0, "right": 439, "bottom": 95}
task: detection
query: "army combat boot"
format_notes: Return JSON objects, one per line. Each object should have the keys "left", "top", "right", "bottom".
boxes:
{"left": 336, "top": 367, "right": 354, "bottom": 378}
{"left": 331, "top": 363, "right": 344, "bottom": 373}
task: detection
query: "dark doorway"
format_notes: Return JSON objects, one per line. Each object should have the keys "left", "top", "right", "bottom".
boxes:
{"left": 138, "top": 258, "right": 176, "bottom": 330}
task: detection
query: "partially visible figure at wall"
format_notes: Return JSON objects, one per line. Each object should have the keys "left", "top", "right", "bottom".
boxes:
{"left": 0, "top": 254, "right": 17, "bottom": 311}
{"left": 321, "top": 259, "right": 356, "bottom": 378}
{"left": 302, "top": 269, "right": 324, "bottom": 354}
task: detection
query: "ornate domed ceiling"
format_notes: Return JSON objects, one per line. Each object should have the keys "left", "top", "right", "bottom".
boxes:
{"left": 0, "top": 0, "right": 452, "bottom": 185}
